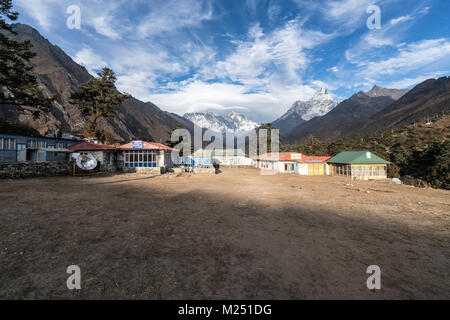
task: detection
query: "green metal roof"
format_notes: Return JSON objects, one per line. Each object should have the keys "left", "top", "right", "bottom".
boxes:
{"left": 327, "top": 151, "right": 391, "bottom": 164}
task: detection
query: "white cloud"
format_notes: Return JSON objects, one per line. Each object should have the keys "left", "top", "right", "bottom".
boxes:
{"left": 15, "top": 0, "right": 127, "bottom": 40}
{"left": 364, "top": 32, "right": 394, "bottom": 47}
{"left": 359, "top": 39, "right": 450, "bottom": 78}
{"left": 116, "top": 72, "right": 157, "bottom": 98}
{"left": 146, "top": 80, "right": 317, "bottom": 122}
{"left": 330, "top": 66, "right": 339, "bottom": 72}
{"left": 389, "top": 15, "right": 413, "bottom": 25}
{"left": 246, "top": 0, "right": 262, "bottom": 15}
{"left": 214, "top": 36, "right": 271, "bottom": 86}
{"left": 113, "top": 48, "right": 187, "bottom": 97}
{"left": 73, "top": 48, "right": 107, "bottom": 76}
{"left": 386, "top": 71, "right": 448, "bottom": 88}
{"left": 345, "top": 27, "right": 397, "bottom": 64}
{"left": 211, "top": 19, "right": 332, "bottom": 87}
{"left": 136, "top": 0, "right": 213, "bottom": 39}
{"left": 267, "top": 3, "right": 281, "bottom": 20}
{"left": 14, "top": 0, "right": 60, "bottom": 30}
{"left": 112, "top": 48, "right": 184, "bottom": 75}
{"left": 90, "top": 15, "right": 122, "bottom": 40}
{"left": 419, "top": 6, "right": 430, "bottom": 15}
{"left": 344, "top": 2, "right": 437, "bottom": 66}
{"left": 325, "top": 0, "right": 375, "bottom": 30}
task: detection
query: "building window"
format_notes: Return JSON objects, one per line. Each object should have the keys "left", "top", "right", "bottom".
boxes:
{"left": 1, "top": 138, "right": 16, "bottom": 150}
{"left": 285, "top": 163, "right": 294, "bottom": 172}
{"left": 124, "top": 150, "right": 157, "bottom": 167}
{"left": 28, "top": 140, "right": 46, "bottom": 148}
{"left": 55, "top": 142, "right": 65, "bottom": 149}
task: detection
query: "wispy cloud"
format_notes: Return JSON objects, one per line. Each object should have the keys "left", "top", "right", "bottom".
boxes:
{"left": 267, "top": 2, "right": 281, "bottom": 20}
{"left": 210, "top": 19, "right": 333, "bottom": 86}
{"left": 387, "top": 71, "right": 448, "bottom": 88}
{"left": 359, "top": 38, "right": 450, "bottom": 77}
{"left": 73, "top": 48, "right": 107, "bottom": 76}
{"left": 14, "top": 0, "right": 61, "bottom": 31}
{"left": 90, "top": 15, "right": 122, "bottom": 40}
{"left": 389, "top": 15, "right": 413, "bottom": 25}
{"left": 136, "top": 0, "right": 213, "bottom": 39}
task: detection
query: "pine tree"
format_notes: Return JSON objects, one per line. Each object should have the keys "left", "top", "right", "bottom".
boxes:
{"left": 70, "top": 67, "right": 131, "bottom": 139}
{"left": 0, "top": 0, "right": 53, "bottom": 117}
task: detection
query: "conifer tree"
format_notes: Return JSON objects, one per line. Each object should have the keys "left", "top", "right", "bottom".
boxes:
{"left": 0, "top": 0, "right": 53, "bottom": 118}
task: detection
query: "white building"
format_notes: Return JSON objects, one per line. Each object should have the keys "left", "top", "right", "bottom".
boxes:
{"left": 211, "top": 149, "right": 253, "bottom": 166}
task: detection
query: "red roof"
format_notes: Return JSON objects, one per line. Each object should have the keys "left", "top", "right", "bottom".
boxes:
{"left": 118, "top": 141, "right": 177, "bottom": 151}
{"left": 67, "top": 141, "right": 116, "bottom": 151}
{"left": 299, "top": 155, "right": 331, "bottom": 164}
{"left": 254, "top": 152, "right": 302, "bottom": 161}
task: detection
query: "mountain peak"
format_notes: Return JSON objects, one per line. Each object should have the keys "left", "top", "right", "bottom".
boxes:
{"left": 183, "top": 112, "right": 258, "bottom": 134}
{"left": 273, "top": 88, "right": 338, "bottom": 135}
{"left": 285, "top": 87, "right": 337, "bottom": 121}
{"left": 310, "top": 87, "right": 333, "bottom": 102}
{"left": 365, "top": 85, "right": 409, "bottom": 100}
{"left": 318, "top": 87, "right": 328, "bottom": 95}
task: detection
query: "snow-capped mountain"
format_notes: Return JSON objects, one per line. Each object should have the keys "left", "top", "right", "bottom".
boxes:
{"left": 183, "top": 112, "right": 259, "bottom": 134}
{"left": 273, "top": 88, "right": 338, "bottom": 135}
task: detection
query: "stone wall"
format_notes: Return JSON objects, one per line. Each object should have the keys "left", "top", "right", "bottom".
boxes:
{"left": 122, "top": 167, "right": 161, "bottom": 175}
{"left": 0, "top": 162, "right": 74, "bottom": 179}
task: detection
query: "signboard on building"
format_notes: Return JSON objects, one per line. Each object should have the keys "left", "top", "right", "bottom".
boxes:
{"left": 291, "top": 153, "right": 302, "bottom": 160}
{"left": 132, "top": 141, "right": 143, "bottom": 149}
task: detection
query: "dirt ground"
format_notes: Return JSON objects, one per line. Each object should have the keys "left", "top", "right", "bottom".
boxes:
{"left": 0, "top": 167, "right": 449, "bottom": 299}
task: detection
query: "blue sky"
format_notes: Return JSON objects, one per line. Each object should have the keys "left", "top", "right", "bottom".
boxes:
{"left": 13, "top": 0, "right": 450, "bottom": 123}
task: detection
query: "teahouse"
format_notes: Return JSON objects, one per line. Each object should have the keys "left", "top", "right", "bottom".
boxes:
{"left": 254, "top": 152, "right": 302, "bottom": 173}
{"left": 296, "top": 155, "right": 331, "bottom": 176}
{"left": 327, "top": 151, "right": 390, "bottom": 180}
{"left": 117, "top": 141, "right": 177, "bottom": 168}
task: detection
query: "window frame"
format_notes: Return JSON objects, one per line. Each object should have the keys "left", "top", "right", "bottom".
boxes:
{"left": 27, "top": 140, "right": 47, "bottom": 149}
{"left": 124, "top": 150, "right": 157, "bottom": 167}
{"left": 0, "top": 138, "right": 16, "bottom": 150}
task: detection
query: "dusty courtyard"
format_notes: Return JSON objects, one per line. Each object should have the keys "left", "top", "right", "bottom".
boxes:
{"left": 0, "top": 167, "right": 449, "bottom": 299}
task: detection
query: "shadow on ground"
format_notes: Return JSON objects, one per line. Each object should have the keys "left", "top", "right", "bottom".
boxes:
{"left": 0, "top": 173, "right": 449, "bottom": 299}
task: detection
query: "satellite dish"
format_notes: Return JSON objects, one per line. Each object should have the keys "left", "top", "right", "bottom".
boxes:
{"left": 72, "top": 152, "right": 80, "bottom": 159}
{"left": 76, "top": 153, "right": 98, "bottom": 170}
